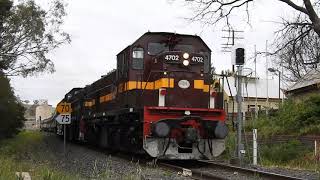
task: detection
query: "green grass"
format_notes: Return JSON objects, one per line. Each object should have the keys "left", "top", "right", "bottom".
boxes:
{"left": 0, "top": 131, "right": 78, "bottom": 180}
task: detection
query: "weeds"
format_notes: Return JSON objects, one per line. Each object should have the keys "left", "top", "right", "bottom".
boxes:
{"left": 0, "top": 131, "right": 77, "bottom": 180}
{"left": 246, "top": 94, "right": 320, "bottom": 137}
{"left": 259, "top": 140, "right": 308, "bottom": 164}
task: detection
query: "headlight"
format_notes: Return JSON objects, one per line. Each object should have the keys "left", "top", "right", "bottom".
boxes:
{"left": 214, "top": 121, "right": 228, "bottom": 139}
{"left": 183, "top": 59, "right": 190, "bottom": 66}
{"left": 153, "top": 122, "right": 170, "bottom": 137}
{"left": 183, "top": 53, "right": 189, "bottom": 59}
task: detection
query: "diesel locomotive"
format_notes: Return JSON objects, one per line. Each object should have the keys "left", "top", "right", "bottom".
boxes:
{"left": 56, "top": 32, "right": 228, "bottom": 160}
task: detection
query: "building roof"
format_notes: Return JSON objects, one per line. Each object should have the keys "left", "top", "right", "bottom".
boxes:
{"left": 287, "top": 69, "right": 320, "bottom": 92}
{"left": 223, "top": 76, "right": 285, "bottom": 99}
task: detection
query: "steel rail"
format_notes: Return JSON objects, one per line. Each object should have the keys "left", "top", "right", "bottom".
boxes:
{"left": 198, "top": 160, "right": 306, "bottom": 180}
{"left": 158, "top": 162, "right": 227, "bottom": 180}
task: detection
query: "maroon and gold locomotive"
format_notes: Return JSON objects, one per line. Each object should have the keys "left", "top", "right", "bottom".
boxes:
{"left": 58, "top": 32, "right": 228, "bottom": 159}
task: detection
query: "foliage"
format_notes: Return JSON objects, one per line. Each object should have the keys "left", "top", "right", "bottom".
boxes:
{"left": 246, "top": 94, "right": 320, "bottom": 137}
{"left": 0, "top": 73, "right": 25, "bottom": 139}
{"left": 260, "top": 140, "right": 308, "bottom": 164}
{"left": 259, "top": 140, "right": 320, "bottom": 171}
{"left": 0, "top": 0, "right": 70, "bottom": 77}
{"left": 0, "top": 0, "right": 12, "bottom": 17}
{"left": 220, "top": 131, "right": 236, "bottom": 159}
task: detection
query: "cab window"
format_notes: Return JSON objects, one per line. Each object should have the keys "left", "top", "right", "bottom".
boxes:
{"left": 148, "top": 43, "right": 169, "bottom": 55}
{"left": 174, "top": 44, "right": 194, "bottom": 53}
{"left": 132, "top": 47, "right": 144, "bottom": 70}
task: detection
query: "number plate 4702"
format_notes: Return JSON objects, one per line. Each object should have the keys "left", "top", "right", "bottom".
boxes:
{"left": 55, "top": 113, "right": 72, "bottom": 124}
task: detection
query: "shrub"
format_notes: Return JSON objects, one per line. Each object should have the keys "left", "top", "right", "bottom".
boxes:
{"left": 0, "top": 73, "right": 25, "bottom": 139}
{"left": 260, "top": 140, "right": 308, "bottom": 164}
{"left": 246, "top": 94, "right": 320, "bottom": 136}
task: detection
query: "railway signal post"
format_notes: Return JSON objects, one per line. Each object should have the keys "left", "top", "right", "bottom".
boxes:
{"left": 232, "top": 45, "right": 245, "bottom": 165}
{"left": 55, "top": 102, "right": 72, "bottom": 156}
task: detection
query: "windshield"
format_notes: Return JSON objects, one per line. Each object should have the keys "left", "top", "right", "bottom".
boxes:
{"left": 173, "top": 44, "right": 194, "bottom": 53}
{"left": 148, "top": 43, "right": 169, "bottom": 55}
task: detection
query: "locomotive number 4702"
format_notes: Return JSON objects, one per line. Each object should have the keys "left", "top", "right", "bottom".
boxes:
{"left": 165, "top": 54, "right": 179, "bottom": 61}
{"left": 191, "top": 56, "right": 204, "bottom": 63}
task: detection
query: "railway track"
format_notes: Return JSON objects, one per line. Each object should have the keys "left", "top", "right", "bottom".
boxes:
{"left": 73, "top": 142, "right": 308, "bottom": 179}
{"left": 48, "top": 132, "right": 310, "bottom": 180}
{"left": 158, "top": 160, "right": 307, "bottom": 180}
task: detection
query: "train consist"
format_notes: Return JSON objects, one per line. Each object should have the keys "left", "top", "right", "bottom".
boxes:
{"left": 53, "top": 32, "right": 228, "bottom": 160}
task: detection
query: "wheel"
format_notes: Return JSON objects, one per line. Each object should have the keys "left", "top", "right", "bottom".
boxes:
{"left": 99, "top": 127, "right": 109, "bottom": 148}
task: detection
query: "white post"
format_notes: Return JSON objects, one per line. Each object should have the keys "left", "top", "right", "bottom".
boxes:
{"left": 253, "top": 129, "right": 258, "bottom": 165}
{"left": 315, "top": 140, "right": 317, "bottom": 157}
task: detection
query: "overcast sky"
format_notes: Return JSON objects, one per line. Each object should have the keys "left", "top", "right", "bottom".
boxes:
{"left": 11, "top": 0, "right": 292, "bottom": 106}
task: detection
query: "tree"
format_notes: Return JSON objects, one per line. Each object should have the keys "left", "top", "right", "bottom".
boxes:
{"left": 0, "top": 0, "right": 70, "bottom": 77}
{"left": 272, "top": 14, "right": 320, "bottom": 81}
{"left": 182, "top": 0, "right": 320, "bottom": 81}
{"left": 0, "top": 72, "right": 25, "bottom": 139}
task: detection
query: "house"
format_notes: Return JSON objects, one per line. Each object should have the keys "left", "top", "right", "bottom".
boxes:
{"left": 23, "top": 99, "right": 55, "bottom": 130}
{"left": 285, "top": 69, "right": 320, "bottom": 99}
{"left": 221, "top": 76, "right": 284, "bottom": 121}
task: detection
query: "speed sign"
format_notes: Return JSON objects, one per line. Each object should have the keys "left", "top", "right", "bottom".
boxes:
{"left": 55, "top": 113, "right": 72, "bottom": 124}
{"left": 56, "top": 102, "right": 72, "bottom": 114}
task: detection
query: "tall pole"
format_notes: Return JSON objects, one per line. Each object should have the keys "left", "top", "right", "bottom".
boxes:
{"left": 265, "top": 40, "right": 269, "bottom": 116}
{"left": 236, "top": 65, "right": 243, "bottom": 162}
{"left": 254, "top": 45, "right": 258, "bottom": 119}
{"left": 278, "top": 71, "right": 281, "bottom": 106}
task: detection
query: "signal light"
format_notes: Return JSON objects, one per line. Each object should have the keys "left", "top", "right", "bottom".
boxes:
{"left": 235, "top": 48, "right": 245, "bottom": 65}
{"left": 231, "top": 44, "right": 245, "bottom": 65}
{"left": 160, "top": 89, "right": 167, "bottom": 96}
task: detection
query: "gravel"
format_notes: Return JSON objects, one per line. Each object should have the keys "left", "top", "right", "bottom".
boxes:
{"left": 252, "top": 165, "right": 320, "bottom": 180}
{"left": 37, "top": 133, "right": 191, "bottom": 180}
{"left": 198, "top": 161, "right": 320, "bottom": 180}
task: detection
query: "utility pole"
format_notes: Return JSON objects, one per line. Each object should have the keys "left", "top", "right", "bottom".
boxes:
{"left": 254, "top": 45, "right": 258, "bottom": 120}
{"left": 265, "top": 40, "right": 269, "bottom": 116}
{"left": 232, "top": 45, "right": 245, "bottom": 165}
{"left": 236, "top": 65, "right": 244, "bottom": 162}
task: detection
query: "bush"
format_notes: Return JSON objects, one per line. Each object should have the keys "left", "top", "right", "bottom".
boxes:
{"left": 260, "top": 140, "right": 308, "bottom": 164}
{"left": 0, "top": 73, "right": 25, "bottom": 139}
{"left": 246, "top": 94, "right": 320, "bottom": 136}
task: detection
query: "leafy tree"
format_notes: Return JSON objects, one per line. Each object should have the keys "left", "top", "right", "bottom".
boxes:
{"left": 0, "top": 0, "right": 70, "bottom": 77}
{"left": 0, "top": 72, "right": 25, "bottom": 139}
{"left": 181, "top": 0, "right": 320, "bottom": 81}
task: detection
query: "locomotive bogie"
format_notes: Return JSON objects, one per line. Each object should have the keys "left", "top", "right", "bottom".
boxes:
{"left": 143, "top": 138, "right": 225, "bottom": 159}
